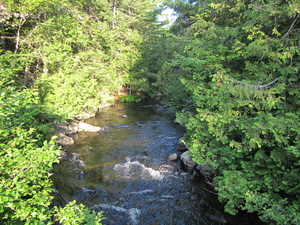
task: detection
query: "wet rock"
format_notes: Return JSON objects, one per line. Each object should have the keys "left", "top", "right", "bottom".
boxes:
{"left": 53, "top": 122, "right": 76, "bottom": 145}
{"left": 167, "top": 153, "right": 178, "bottom": 162}
{"left": 53, "top": 122, "right": 69, "bottom": 133}
{"left": 196, "top": 163, "right": 214, "bottom": 177}
{"left": 78, "top": 121, "right": 102, "bottom": 132}
{"left": 208, "top": 213, "right": 227, "bottom": 225}
{"left": 159, "top": 163, "right": 177, "bottom": 173}
{"left": 74, "top": 186, "right": 96, "bottom": 201}
{"left": 180, "top": 151, "right": 197, "bottom": 172}
{"left": 59, "top": 152, "right": 80, "bottom": 161}
{"left": 121, "top": 114, "right": 128, "bottom": 118}
{"left": 53, "top": 121, "right": 79, "bottom": 135}
{"left": 174, "top": 117, "right": 180, "bottom": 124}
{"left": 56, "top": 133, "right": 74, "bottom": 145}
{"left": 67, "top": 121, "right": 79, "bottom": 134}
{"left": 175, "top": 142, "right": 189, "bottom": 152}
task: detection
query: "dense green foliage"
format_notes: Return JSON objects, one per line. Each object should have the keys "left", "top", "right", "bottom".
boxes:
{"left": 0, "top": 0, "right": 158, "bottom": 223}
{"left": 154, "top": 0, "right": 300, "bottom": 224}
{"left": 1, "top": 0, "right": 158, "bottom": 117}
{"left": 0, "top": 85, "right": 104, "bottom": 224}
{"left": 2, "top": 0, "right": 300, "bottom": 224}
{"left": 119, "top": 94, "right": 140, "bottom": 103}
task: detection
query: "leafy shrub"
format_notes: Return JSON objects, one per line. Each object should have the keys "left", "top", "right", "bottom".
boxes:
{"left": 0, "top": 86, "right": 104, "bottom": 224}
{"left": 119, "top": 94, "right": 140, "bottom": 103}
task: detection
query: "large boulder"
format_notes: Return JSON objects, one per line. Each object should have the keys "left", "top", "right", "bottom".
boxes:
{"left": 196, "top": 163, "right": 214, "bottom": 177}
{"left": 180, "top": 151, "right": 197, "bottom": 172}
{"left": 53, "top": 121, "right": 101, "bottom": 146}
{"left": 67, "top": 121, "right": 79, "bottom": 134}
{"left": 196, "top": 163, "right": 213, "bottom": 177}
{"left": 56, "top": 133, "right": 74, "bottom": 145}
{"left": 53, "top": 122, "right": 75, "bottom": 146}
{"left": 53, "top": 122, "right": 78, "bottom": 135}
{"left": 78, "top": 122, "right": 102, "bottom": 132}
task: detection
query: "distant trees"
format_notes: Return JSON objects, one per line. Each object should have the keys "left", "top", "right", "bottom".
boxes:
{"left": 1, "top": 0, "right": 157, "bottom": 117}
{"left": 155, "top": 0, "right": 300, "bottom": 224}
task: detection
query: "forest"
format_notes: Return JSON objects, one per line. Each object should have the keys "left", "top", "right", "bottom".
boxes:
{"left": 0, "top": 0, "right": 299, "bottom": 224}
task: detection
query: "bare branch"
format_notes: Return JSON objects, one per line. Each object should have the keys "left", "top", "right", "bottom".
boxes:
{"left": 0, "top": 36, "right": 17, "bottom": 39}
{"left": 233, "top": 77, "right": 279, "bottom": 90}
{"left": 281, "top": 13, "right": 300, "bottom": 40}
{"left": 14, "top": 16, "right": 26, "bottom": 53}
{"left": 20, "top": 25, "right": 41, "bottom": 45}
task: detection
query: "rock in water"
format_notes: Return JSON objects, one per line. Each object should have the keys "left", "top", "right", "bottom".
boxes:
{"left": 167, "top": 153, "right": 178, "bottom": 162}
{"left": 196, "top": 163, "right": 213, "bottom": 177}
{"left": 78, "top": 122, "right": 102, "bottom": 132}
{"left": 180, "top": 151, "right": 197, "bottom": 172}
{"left": 56, "top": 133, "right": 74, "bottom": 145}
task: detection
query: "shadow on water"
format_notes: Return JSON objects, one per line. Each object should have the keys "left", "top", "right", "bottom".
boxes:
{"left": 52, "top": 100, "right": 265, "bottom": 225}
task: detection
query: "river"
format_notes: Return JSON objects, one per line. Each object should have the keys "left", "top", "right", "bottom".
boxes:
{"left": 52, "top": 100, "right": 264, "bottom": 225}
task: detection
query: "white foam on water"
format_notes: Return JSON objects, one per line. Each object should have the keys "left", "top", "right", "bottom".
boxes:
{"left": 114, "top": 160, "right": 164, "bottom": 180}
{"left": 128, "top": 208, "right": 140, "bottom": 225}
{"left": 129, "top": 189, "right": 153, "bottom": 195}
{"left": 92, "top": 204, "right": 140, "bottom": 225}
{"left": 94, "top": 203, "right": 128, "bottom": 213}
{"left": 161, "top": 195, "right": 174, "bottom": 199}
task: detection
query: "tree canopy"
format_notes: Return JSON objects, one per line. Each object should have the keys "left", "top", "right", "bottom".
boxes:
{"left": 155, "top": 0, "right": 300, "bottom": 224}
{"left": 0, "top": 0, "right": 159, "bottom": 223}
{"left": 1, "top": 0, "right": 300, "bottom": 224}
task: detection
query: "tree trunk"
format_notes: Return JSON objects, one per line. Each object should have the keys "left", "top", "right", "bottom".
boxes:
{"left": 112, "top": 0, "right": 117, "bottom": 28}
{"left": 14, "top": 16, "right": 26, "bottom": 53}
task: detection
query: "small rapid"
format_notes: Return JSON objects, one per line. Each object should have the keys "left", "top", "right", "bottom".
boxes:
{"left": 52, "top": 101, "right": 263, "bottom": 225}
{"left": 113, "top": 157, "right": 165, "bottom": 180}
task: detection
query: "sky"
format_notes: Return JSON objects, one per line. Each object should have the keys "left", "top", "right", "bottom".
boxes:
{"left": 157, "top": 7, "right": 177, "bottom": 26}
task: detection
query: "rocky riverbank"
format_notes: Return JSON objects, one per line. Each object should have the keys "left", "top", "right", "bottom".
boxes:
{"left": 53, "top": 120, "right": 103, "bottom": 146}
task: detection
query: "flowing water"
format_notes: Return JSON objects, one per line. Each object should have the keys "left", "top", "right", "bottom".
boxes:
{"left": 52, "top": 101, "right": 263, "bottom": 225}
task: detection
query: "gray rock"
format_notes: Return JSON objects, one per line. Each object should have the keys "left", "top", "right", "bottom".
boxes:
{"left": 176, "top": 141, "right": 189, "bottom": 152}
{"left": 53, "top": 122, "right": 75, "bottom": 145}
{"left": 180, "top": 151, "right": 197, "bottom": 172}
{"left": 78, "top": 122, "right": 102, "bottom": 132}
{"left": 67, "top": 121, "right": 79, "bottom": 134}
{"left": 159, "top": 163, "right": 177, "bottom": 173}
{"left": 167, "top": 153, "right": 178, "bottom": 162}
{"left": 53, "top": 122, "right": 78, "bottom": 135}
{"left": 208, "top": 214, "right": 227, "bottom": 225}
{"left": 56, "top": 133, "right": 74, "bottom": 145}
{"left": 196, "top": 163, "right": 213, "bottom": 177}
{"left": 53, "top": 122, "right": 68, "bottom": 132}
{"left": 174, "top": 117, "right": 180, "bottom": 124}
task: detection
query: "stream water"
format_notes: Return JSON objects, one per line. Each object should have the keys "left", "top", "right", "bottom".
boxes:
{"left": 52, "top": 100, "right": 263, "bottom": 225}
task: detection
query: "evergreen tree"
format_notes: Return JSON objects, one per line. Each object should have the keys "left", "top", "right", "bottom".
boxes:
{"left": 0, "top": 0, "right": 158, "bottom": 223}
{"left": 1, "top": 0, "right": 158, "bottom": 117}
{"left": 156, "top": 0, "right": 300, "bottom": 224}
